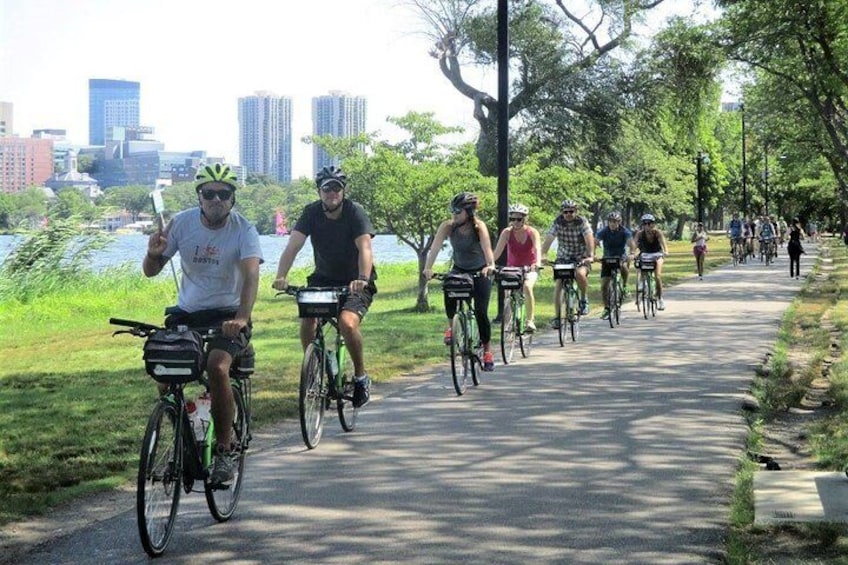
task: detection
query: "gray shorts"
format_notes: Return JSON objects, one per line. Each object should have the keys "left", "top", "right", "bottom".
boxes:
{"left": 306, "top": 274, "right": 377, "bottom": 319}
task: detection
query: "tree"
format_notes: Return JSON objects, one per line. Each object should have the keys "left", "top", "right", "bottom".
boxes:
{"left": 49, "top": 189, "right": 96, "bottom": 221}
{"left": 101, "top": 185, "right": 151, "bottom": 221}
{"left": 410, "top": 0, "right": 668, "bottom": 175}
{"left": 718, "top": 0, "right": 848, "bottom": 219}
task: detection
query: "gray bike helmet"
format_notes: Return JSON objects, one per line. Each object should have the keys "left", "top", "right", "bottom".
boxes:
{"left": 608, "top": 211, "right": 622, "bottom": 221}
{"left": 640, "top": 213, "right": 656, "bottom": 224}
{"left": 560, "top": 199, "right": 577, "bottom": 211}
{"left": 315, "top": 166, "right": 347, "bottom": 190}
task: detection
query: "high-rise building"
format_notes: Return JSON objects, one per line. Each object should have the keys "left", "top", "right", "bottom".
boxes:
{"left": 238, "top": 92, "right": 293, "bottom": 183}
{"left": 0, "top": 102, "right": 13, "bottom": 137}
{"left": 0, "top": 137, "right": 54, "bottom": 193}
{"left": 311, "top": 91, "right": 367, "bottom": 172}
{"left": 89, "top": 79, "right": 140, "bottom": 146}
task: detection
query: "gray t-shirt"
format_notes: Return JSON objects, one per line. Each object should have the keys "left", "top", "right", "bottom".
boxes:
{"left": 449, "top": 223, "right": 486, "bottom": 271}
{"left": 163, "top": 208, "right": 263, "bottom": 312}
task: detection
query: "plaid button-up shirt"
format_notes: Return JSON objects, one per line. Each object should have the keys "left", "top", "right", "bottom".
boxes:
{"left": 547, "top": 215, "right": 592, "bottom": 260}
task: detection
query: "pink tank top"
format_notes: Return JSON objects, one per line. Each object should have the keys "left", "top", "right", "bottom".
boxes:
{"left": 507, "top": 227, "right": 536, "bottom": 267}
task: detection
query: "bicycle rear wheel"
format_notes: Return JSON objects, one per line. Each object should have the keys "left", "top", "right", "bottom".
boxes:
{"left": 500, "top": 296, "right": 517, "bottom": 365}
{"left": 205, "top": 386, "right": 246, "bottom": 521}
{"left": 337, "top": 347, "right": 358, "bottom": 432}
{"left": 299, "top": 344, "right": 326, "bottom": 449}
{"left": 137, "top": 400, "right": 181, "bottom": 558}
{"left": 449, "top": 314, "right": 470, "bottom": 395}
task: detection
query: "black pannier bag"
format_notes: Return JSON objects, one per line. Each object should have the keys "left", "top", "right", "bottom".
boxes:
{"left": 442, "top": 272, "right": 474, "bottom": 299}
{"left": 552, "top": 261, "right": 577, "bottom": 280}
{"left": 234, "top": 343, "right": 255, "bottom": 377}
{"left": 496, "top": 267, "right": 524, "bottom": 289}
{"left": 143, "top": 329, "right": 204, "bottom": 384}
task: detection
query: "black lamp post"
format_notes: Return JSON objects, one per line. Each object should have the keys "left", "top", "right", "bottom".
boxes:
{"left": 494, "top": 0, "right": 509, "bottom": 321}
{"left": 695, "top": 151, "right": 709, "bottom": 224}
{"left": 740, "top": 102, "right": 747, "bottom": 216}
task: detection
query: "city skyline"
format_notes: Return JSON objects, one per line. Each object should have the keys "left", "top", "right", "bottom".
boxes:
{"left": 1, "top": 1, "right": 720, "bottom": 179}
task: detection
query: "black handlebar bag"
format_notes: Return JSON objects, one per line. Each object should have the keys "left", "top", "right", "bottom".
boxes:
{"left": 143, "top": 329, "right": 204, "bottom": 384}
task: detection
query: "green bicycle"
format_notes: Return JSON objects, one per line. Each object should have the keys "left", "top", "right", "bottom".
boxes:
{"left": 110, "top": 317, "right": 252, "bottom": 557}
{"left": 495, "top": 266, "right": 537, "bottom": 364}
{"left": 552, "top": 259, "right": 582, "bottom": 346}
{"left": 601, "top": 257, "right": 625, "bottom": 328}
{"left": 283, "top": 286, "right": 358, "bottom": 449}
{"left": 433, "top": 272, "right": 484, "bottom": 396}
{"left": 635, "top": 253, "right": 661, "bottom": 319}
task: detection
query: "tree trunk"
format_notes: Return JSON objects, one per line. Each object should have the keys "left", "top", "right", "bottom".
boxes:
{"left": 416, "top": 251, "right": 431, "bottom": 312}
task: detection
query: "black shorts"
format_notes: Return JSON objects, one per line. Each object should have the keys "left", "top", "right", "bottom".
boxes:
{"left": 306, "top": 275, "right": 377, "bottom": 320}
{"left": 600, "top": 258, "right": 624, "bottom": 278}
{"left": 164, "top": 308, "right": 251, "bottom": 359}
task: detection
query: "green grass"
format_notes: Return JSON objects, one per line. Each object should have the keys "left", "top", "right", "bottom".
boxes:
{"left": 0, "top": 240, "right": 719, "bottom": 525}
{"left": 726, "top": 237, "right": 848, "bottom": 561}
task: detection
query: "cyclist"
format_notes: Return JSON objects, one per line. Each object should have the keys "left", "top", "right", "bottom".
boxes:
{"left": 423, "top": 192, "right": 497, "bottom": 371}
{"left": 492, "top": 203, "right": 543, "bottom": 332}
{"left": 633, "top": 213, "right": 669, "bottom": 310}
{"left": 727, "top": 212, "right": 744, "bottom": 256}
{"left": 777, "top": 217, "right": 788, "bottom": 248}
{"left": 757, "top": 215, "right": 776, "bottom": 259}
{"left": 541, "top": 199, "right": 594, "bottom": 324}
{"left": 272, "top": 166, "right": 376, "bottom": 408}
{"left": 144, "top": 162, "right": 263, "bottom": 485}
{"left": 691, "top": 221, "right": 709, "bottom": 280}
{"left": 594, "top": 211, "right": 634, "bottom": 320}
{"left": 745, "top": 216, "right": 758, "bottom": 258}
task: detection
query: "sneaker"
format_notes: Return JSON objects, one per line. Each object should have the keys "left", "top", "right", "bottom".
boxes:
{"left": 353, "top": 375, "right": 370, "bottom": 408}
{"left": 579, "top": 300, "right": 589, "bottom": 316}
{"left": 482, "top": 351, "right": 494, "bottom": 372}
{"left": 209, "top": 447, "right": 235, "bottom": 485}
{"left": 600, "top": 308, "right": 610, "bottom": 320}
{"left": 526, "top": 320, "right": 537, "bottom": 333}
{"left": 657, "top": 298, "right": 666, "bottom": 311}
{"left": 551, "top": 318, "right": 561, "bottom": 330}
{"left": 443, "top": 328, "right": 452, "bottom": 346}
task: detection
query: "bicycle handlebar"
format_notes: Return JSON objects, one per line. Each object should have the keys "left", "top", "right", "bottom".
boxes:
{"left": 109, "top": 317, "right": 229, "bottom": 338}
{"left": 276, "top": 285, "right": 351, "bottom": 297}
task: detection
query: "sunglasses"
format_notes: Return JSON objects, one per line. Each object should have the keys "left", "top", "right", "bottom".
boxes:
{"left": 320, "top": 183, "right": 344, "bottom": 193}
{"left": 562, "top": 209, "right": 576, "bottom": 214}
{"left": 199, "top": 188, "right": 233, "bottom": 201}
{"left": 509, "top": 216, "right": 524, "bottom": 222}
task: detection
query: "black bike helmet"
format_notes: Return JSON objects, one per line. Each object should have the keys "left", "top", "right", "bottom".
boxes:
{"left": 315, "top": 166, "right": 347, "bottom": 190}
{"left": 450, "top": 192, "right": 479, "bottom": 214}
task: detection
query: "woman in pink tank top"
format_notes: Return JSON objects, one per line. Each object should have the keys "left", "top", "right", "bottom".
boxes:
{"left": 492, "top": 203, "right": 543, "bottom": 332}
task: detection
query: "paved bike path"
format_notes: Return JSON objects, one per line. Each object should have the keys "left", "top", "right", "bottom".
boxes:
{"left": 10, "top": 248, "right": 818, "bottom": 564}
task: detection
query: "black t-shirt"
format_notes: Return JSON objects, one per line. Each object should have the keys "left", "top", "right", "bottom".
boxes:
{"left": 294, "top": 198, "right": 376, "bottom": 284}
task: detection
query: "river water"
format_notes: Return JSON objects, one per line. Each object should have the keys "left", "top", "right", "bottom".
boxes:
{"left": 0, "top": 234, "right": 449, "bottom": 273}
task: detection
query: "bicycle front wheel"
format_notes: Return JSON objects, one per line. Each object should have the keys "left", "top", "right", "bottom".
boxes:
{"left": 137, "top": 400, "right": 181, "bottom": 558}
{"left": 557, "top": 285, "right": 567, "bottom": 347}
{"left": 299, "top": 344, "right": 326, "bottom": 449}
{"left": 449, "top": 313, "right": 470, "bottom": 395}
{"left": 607, "top": 280, "right": 618, "bottom": 329}
{"left": 205, "top": 386, "right": 247, "bottom": 521}
{"left": 649, "top": 278, "right": 657, "bottom": 317}
{"left": 500, "top": 295, "right": 517, "bottom": 365}
{"left": 641, "top": 279, "right": 649, "bottom": 319}
{"left": 337, "top": 347, "right": 358, "bottom": 432}
{"left": 567, "top": 290, "right": 580, "bottom": 342}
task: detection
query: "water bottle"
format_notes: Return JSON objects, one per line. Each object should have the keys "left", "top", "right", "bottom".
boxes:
{"left": 195, "top": 392, "right": 212, "bottom": 443}
{"left": 327, "top": 349, "right": 339, "bottom": 376}
{"left": 186, "top": 400, "right": 203, "bottom": 441}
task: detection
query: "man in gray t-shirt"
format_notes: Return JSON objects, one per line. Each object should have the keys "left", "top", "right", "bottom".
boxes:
{"left": 144, "top": 163, "right": 263, "bottom": 485}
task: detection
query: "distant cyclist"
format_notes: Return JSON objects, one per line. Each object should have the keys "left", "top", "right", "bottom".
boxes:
{"left": 423, "top": 192, "right": 497, "bottom": 371}
{"left": 757, "top": 215, "right": 776, "bottom": 258}
{"left": 594, "top": 211, "right": 634, "bottom": 320}
{"left": 633, "top": 213, "right": 669, "bottom": 310}
{"left": 492, "top": 203, "right": 543, "bottom": 332}
{"left": 541, "top": 199, "right": 594, "bottom": 324}
{"left": 727, "top": 212, "right": 744, "bottom": 255}
{"left": 272, "top": 166, "right": 376, "bottom": 408}
{"left": 690, "top": 221, "right": 709, "bottom": 280}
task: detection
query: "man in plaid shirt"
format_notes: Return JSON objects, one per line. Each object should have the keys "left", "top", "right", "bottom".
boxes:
{"left": 541, "top": 199, "right": 595, "bottom": 325}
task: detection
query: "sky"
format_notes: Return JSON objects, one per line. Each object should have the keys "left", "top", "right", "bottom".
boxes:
{"left": 0, "top": 0, "right": 720, "bottom": 179}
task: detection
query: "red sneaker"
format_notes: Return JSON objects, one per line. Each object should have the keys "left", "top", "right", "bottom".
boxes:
{"left": 443, "top": 328, "right": 452, "bottom": 346}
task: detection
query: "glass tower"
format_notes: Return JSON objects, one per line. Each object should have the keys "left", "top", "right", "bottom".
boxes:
{"left": 311, "top": 92, "right": 367, "bottom": 172}
{"left": 238, "top": 92, "right": 293, "bottom": 183}
{"left": 88, "top": 79, "right": 140, "bottom": 146}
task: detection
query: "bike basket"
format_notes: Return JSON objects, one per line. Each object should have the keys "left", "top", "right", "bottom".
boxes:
{"left": 296, "top": 289, "right": 342, "bottom": 318}
{"left": 496, "top": 267, "right": 524, "bottom": 289}
{"left": 143, "top": 329, "right": 204, "bottom": 384}
{"left": 442, "top": 273, "right": 474, "bottom": 299}
{"left": 552, "top": 262, "right": 577, "bottom": 280}
{"left": 639, "top": 259, "right": 656, "bottom": 272}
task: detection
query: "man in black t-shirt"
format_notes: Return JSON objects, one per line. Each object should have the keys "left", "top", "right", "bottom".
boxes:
{"left": 273, "top": 166, "right": 376, "bottom": 408}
